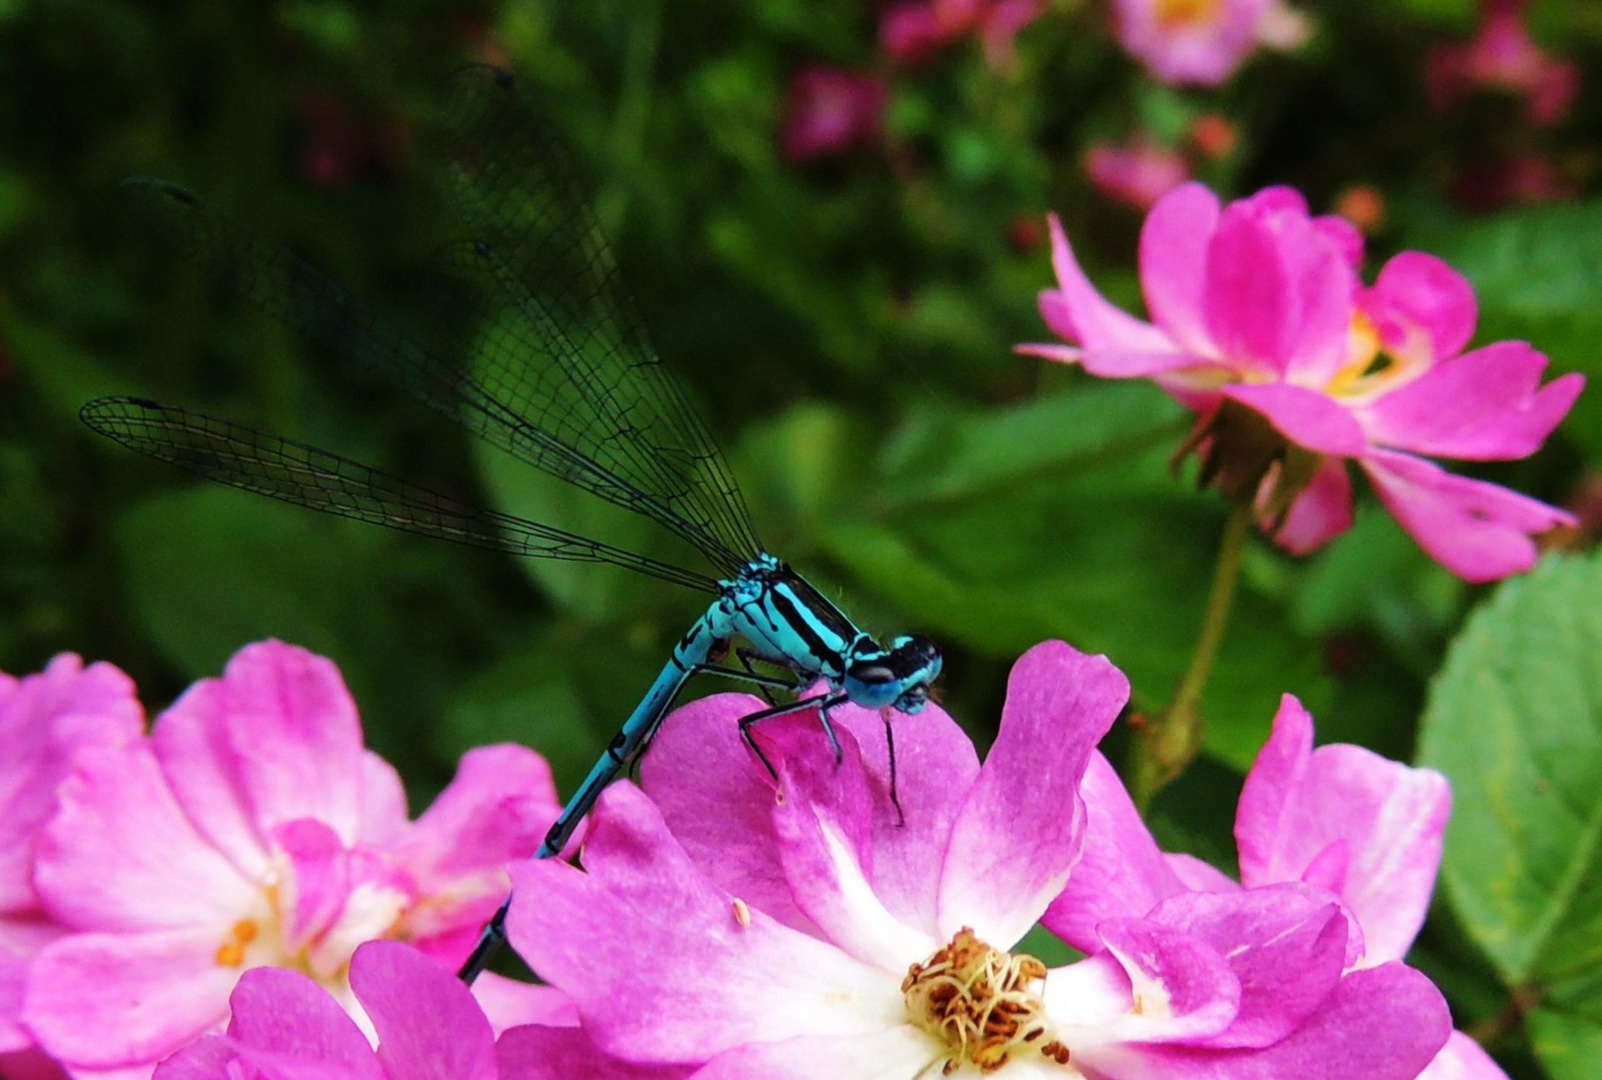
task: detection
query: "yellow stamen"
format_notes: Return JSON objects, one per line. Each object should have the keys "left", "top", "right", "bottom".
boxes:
{"left": 214, "top": 918, "right": 259, "bottom": 968}
{"left": 1155, "top": 0, "right": 1221, "bottom": 28}
{"left": 903, "top": 927, "right": 1070, "bottom": 1073}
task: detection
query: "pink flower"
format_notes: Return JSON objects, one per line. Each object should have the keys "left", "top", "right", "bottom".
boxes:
{"left": 1045, "top": 695, "right": 1507, "bottom": 1079}
{"left": 1, "top": 656, "right": 144, "bottom": 1063}
{"left": 17, "top": 641, "right": 561, "bottom": 1078}
{"left": 1426, "top": 0, "right": 1579, "bottom": 126}
{"left": 880, "top": 0, "right": 1043, "bottom": 69}
{"left": 503, "top": 642, "right": 1451, "bottom": 1078}
{"left": 153, "top": 940, "right": 619, "bottom": 1080}
{"left": 1085, "top": 136, "right": 1192, "bottom": 209}
{"left": 781, "top": 66, "right": 887, "bottom": 164}
{"left": 1018, "top": 183, "right": 1584, "bottom": 581}
{"left": 1112, "top": 0, "right": 1308, "bottom": 86}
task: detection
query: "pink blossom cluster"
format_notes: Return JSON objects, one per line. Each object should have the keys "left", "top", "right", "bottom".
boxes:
{"left": 1426, "top": 0, "right": 1579, "bottom": 127}
{"left": 3, "top": 637, "right": 1508, "bottom": 1078}
{"left": 1020, "top": 182, "right": 1583, "bottom": 581}
{"left": 1, "top": 642, "right": 564, "bottom": 1079}
{"left": 879, "top": 0, "right": 1043, "bottom": 70}
{"left": 1110, "top": 0, "right": 1309, "bottom": 87}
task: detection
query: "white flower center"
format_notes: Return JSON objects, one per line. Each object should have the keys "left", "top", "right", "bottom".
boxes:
{"left": 902, "top": 927, "right": 1071, "bottom": 1074}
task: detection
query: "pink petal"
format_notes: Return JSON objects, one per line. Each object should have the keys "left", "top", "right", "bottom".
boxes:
{"left": 222, "top": 965, "right": 381, "bottom": 1079}
{"left": 1202, "top": 202, "right": 1298, "bottom": 373}
{"left": 1041, "top": 214, "right": 1176, "bottom": 354}
{"left": 1080, "top": 348, "right": 1230, "bottom": 380}
{"left": 1145, "top": 885, "right": 1350, "bottom": 1048}
{"left": 831, "top": 697, "right": 983, "bottom": 937}
{"left": 938, "top": 643, "right": 1129, "bottom": 946}
{"left": 1075, "top": 920, "right": 1241, "bottom": 1044}
{"left": 1361, "top": 449, "right": 1574, "bottom": 582}
{"left": 1265, "top": 457, "right": 1354, "bottom": 554}
{"left": 1236, "top": 697, "right": 1451, "bottom": 963}
{"left": 504, "top": 786, "right": 902, "bottom": 1064}
{"left": 271, "top": 820, "right": 352, "bottom": 955}
{"left": 390, "top": 745, "right": 555, "bottom": 919}
{"left": 23, "top": 927, "right": 238, "bottom": 1069}
{"left": 1165, "top": 852, "right": 1238, "bottom": 892}
{"left": 0, "top": 945, "right": 27, "bottom": 1051}
{"left": 0, "top": 656, "right": 143, "bottom": 915}
{"left": 355, "top": 754, "right": 409, "bottom": 847}
{"left": 1203, "top": 197, "right": 1353, "bottom": 383}
{"left": 1223, "top": 383, "right": 1368, "bottom": 457}
{"left": 641, "top": 691, "right": 822, "bottom": 935}
{"left": 1360, "top": 341, "right": 1583, "bottom": 460}
{"left": 1364, "top": 252, "right": 1478, "bottom": 362}
{"left": 1417, "top": 1030, "right": 1511, "bottom": 1080}
{"left": 1111, "top": 962, "right": 1450, "bottom": 1080}
{"left": 350, "top": 941, "right": 499, "bottom": 1080}
{"left": 472, "top": 975, "right": 578, "bottom": 1034}
{"left": 152, "top": 642, "right": 366, "bottom": 878}
{"left": 693, "top": 1027, "right": 939, "bottom": 1080}
{"left": 1140, "top": 183, "right": 1223, "bottom": 356}
{"left": 33, "top": 744, "right": 254, "bottom": 932}
{"left": 1041, "top": 752, "right": 1187, "bottom": 951}
{"left": 760, "top": 714, "right": 940, "bottom": 969}
{"left": 644, "top": 690, "right": 984, "bottom": 941}
{"left": 496, "top": 1024, "right": 694, "bottom": 1080}
{"left": 1013, "top": 341, "right": 1083, "bottom": 366}
{"left": 0, "top": 1046, "right": 68, "bottom": 1080}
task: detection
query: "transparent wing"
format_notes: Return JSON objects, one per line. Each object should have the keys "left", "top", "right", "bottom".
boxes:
{"left": 116, "top": 65, "right": 763, "bottom": 579}
{"left": 80, "top": 396, "right": 720, "bottom": 594}
{"left": 436, "top": 64, "right": 764, "bottom": 574}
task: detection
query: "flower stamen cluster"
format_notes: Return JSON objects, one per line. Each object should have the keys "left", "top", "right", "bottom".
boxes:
{"left": 902, "top": 926, "right": 1070, "bottom": 1074}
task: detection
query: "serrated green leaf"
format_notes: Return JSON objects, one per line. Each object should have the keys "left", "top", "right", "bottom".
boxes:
{"left": 1419, "top": 553, "right": 1602, "bottom": 1004}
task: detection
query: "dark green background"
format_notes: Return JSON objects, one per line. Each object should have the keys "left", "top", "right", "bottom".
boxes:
{"left": 3, "top": 1, "right": 1601, "bottom": 1074}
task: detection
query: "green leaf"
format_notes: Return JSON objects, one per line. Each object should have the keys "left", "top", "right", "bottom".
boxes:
{"left": 1419, "top": 553, "right": 1602, "bottom": 1010}
{"left": 835, "top": 474, "right": 1325, "bottom": 771}
{"left": 1528, "top": 1007, "right": 1602, "bottom": 1080}
{"left": 439, "top": 630, "right": 598, "bottom": 791}
{"left": 875, "top": 382, "right": 1188, "bottom": 507}
{"left": 1420, "top": 200, "right": 1602, "bottom": 451}
{"left": 117, "top": 485, "right": 385, "bottom": 676}
{"left": 473, "top": 438, "right": 696, "bottom": 623}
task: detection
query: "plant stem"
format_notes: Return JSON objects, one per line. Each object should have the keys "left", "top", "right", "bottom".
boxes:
{"left": 1132, "top": 500, "right": 1253, "bottom": 808}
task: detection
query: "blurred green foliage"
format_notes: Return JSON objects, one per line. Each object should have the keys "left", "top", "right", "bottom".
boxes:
{"left": 3, "top": 1, "right": 1602, "bottom": 1073}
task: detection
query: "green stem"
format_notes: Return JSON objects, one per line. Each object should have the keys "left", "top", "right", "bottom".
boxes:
{"left": 1132, "top": 500, "right": 1253, "bottom": 808}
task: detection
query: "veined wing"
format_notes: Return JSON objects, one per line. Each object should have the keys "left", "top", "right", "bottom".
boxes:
{"left": 119, "top": 173, "right": 754, "bottom": 579}
{"left": 79, "top": 396, "right": 721, "bottom": 594}
{"left": 435, "top": 64, "right": 763, "bottom": 576}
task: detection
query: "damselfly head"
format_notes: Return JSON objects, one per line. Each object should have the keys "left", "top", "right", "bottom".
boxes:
{"left": 844, "top": 634, "right": 942, "bottom": 713}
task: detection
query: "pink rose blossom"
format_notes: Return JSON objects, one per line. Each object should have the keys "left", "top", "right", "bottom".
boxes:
{"left": 503, "top": 642, "right": 1451, "bottom": 1078}
{"left": 781, "top": 66, "right": 887, "bottom": 164}
{"left": 1085, "top": 136, "right": 1192, "bottom": 209}
{"left": 1045, "top": 695, "right": 1508, "bottom": 1080}
{"left": 1018, "top": 182, "right": 1584, "bottom": 581}
{"left": 880, "top": 0, "right": 1043, "bottom": 70}
{"left": 1426, "top": 0, "right": 1579, "bottom": 126}
{"left": 1, "top": 656, "right": 144, "bottom": 1064}
{"left": 1112, "top": 0, "right": 1308, "bottom": 86}
{"left": 153, "top": 940, "right": 618, "bottom": 1080}
{"left": 16, "top": 641, "right": 562, "bottom": 1079}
